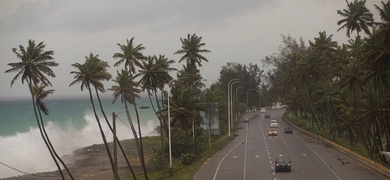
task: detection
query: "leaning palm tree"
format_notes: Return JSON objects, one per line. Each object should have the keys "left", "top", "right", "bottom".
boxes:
{"left": 135, "top": 55, "right": 176, "bottom": 138}
{"left": 337, "top": 0, "right": 374, "bottom": 38}
{"left": 373, "top": 1, "right": 390, "bottom": 51}
{"left": 109, "top": 69, "right": 148, "bottom": 180}
{"left": 135, "top": 55, "right": 176, "bottom": 178}
{"left": 69, "top": 53, "right": 116, "bottom": 176}
{"left": 32, "top": 84, "right": 74, "bottom": 179}
{"left": 5, "top": 40, "right": 73, "bottom": 179}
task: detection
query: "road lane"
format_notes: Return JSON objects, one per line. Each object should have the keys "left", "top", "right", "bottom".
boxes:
{"left": 194, "top": 109, "right": 387, "bottom": 180}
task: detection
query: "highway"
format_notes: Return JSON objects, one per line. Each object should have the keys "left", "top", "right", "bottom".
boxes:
{"left": 194, "top": 108, "right": 387, "bottom": 180}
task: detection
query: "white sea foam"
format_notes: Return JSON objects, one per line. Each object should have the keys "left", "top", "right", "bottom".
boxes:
{"left": 0, "top": 112, "right": 158, "bottom": 178}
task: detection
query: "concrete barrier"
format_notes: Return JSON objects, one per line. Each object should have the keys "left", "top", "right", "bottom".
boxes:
{"left": 283, "top": 117, "right": 390, "bottom": 179}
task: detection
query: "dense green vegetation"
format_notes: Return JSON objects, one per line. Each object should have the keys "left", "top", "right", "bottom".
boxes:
{"left": 264, "top": 0, "right": 390, "bottom": 164}
{"left": 5, "top": 0, "right": 390, "bottom": 179}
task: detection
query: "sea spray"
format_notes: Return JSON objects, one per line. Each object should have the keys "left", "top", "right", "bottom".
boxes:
{"left": 0, "top": 111, "right": 158, "bottom": 178}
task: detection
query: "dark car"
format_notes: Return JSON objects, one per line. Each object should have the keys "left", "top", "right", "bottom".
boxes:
{"left": 284, "top": 127, "right": 293, "bottom": 134}
{"left": 265, "top": 113, "right": 271, "bottom": 119}
{"left": 243, "top": 118, "right": 249, "bottom": 123}
{"left": 275, "top": 156, "right": 291, "bottom": 172}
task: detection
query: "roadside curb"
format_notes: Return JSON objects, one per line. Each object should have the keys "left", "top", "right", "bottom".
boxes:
{"left": 283, "top": 116, "right": 390, "bottom": 179}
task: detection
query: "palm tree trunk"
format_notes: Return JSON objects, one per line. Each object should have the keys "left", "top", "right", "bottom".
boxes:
{"left": 28, "top": 82, "right": 65, "bottom": 180}
{"left": 94, "top": 89, "right": 137, "bottom": 179}
{"left": 87, "top": 87, "right": 116, "bottom": 176}
{"left": 133, "top": 103, "right": 149, "bottom": 180}
{"left": 37, "top": 105, "right": 74, "bottom": 179}
{"left": 156, "top": 91, "right": 169, "bottom": 138}
{"left": 124, "top": 101, "right": 147, "bottom": 179}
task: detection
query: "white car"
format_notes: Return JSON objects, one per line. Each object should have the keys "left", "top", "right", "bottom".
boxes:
{"left": 269, "top": 129, "right": 278, "bottom": 136}
{"left": 260, "top": 108, "right": 266, "bottom": 113}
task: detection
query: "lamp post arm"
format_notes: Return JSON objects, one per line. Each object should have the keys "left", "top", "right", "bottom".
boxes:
{"left": 227, "top": 79, "right": 239, "bottom": 136}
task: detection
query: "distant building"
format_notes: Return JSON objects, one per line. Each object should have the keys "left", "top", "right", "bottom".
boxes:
{"left": 200, "top": 102, "right": 220, "bottom": 135}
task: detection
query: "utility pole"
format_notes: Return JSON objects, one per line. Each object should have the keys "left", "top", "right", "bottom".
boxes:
{"left": 112, "top": 112, "right": 119, "bottom": 180}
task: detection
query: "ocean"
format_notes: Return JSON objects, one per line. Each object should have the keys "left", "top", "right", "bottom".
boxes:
{"left": 0, "top": 95, "right": 159, "bottom": 178}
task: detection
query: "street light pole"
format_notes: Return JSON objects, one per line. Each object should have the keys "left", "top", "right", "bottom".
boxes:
{"left": 230, "top": 81, "right": 240, "bottom": 129}
{"left": 167, "top": 79, "right": 176, "bottom": 176}
{"left": 227, "top": 79, "right": 239, "bottom": 136}
{"left": 112, "top": 112, "right": 119, "bottom": 180}
{"left": 235, "top": 86, "right": 244, "bottom": 122}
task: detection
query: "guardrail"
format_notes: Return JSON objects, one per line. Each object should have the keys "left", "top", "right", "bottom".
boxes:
{"left": 283, "top": 116, "right": 390, "bottom": 179}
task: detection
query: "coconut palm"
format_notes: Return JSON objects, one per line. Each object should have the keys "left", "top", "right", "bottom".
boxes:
{"left": 169, "top": 83, "right": 204, "bottom": 150}
{"left": 69, "top": 53, "right": 116, "bottom": 176}
{"left": 5, "top": 40, "right": 73, "bottom": 179}
{"left": 135, "top": 55, "right": 176, "bottom": 178}
{"left": 309, "top": 31, "right": 340, "bottom": 137}
{"left": 109, "top": 69, "right": 148, "bottom": 180}
{"left": 373, "top": 1, "right": 390, "bottom": 51}
{"left": 113, "top": 37, "right": 145, "bottom": 73}
{"left": 6, "top": 40, "right": 57, "bottom": 87}
{"left": 174, "top": 33, "right": 210, "bottom": 71}
{"left": 136, "top": 55, "right": 176, "bottom": 136}
{"left": 337, "top": 0, "right": 374, "bottom": 38}
{"left": 361, "top": 25, "right": 390, "bottom": 159}
{"left": 32, "top": 84, "right": 74, "bottom": 179}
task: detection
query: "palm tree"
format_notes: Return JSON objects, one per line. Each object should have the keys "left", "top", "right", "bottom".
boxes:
{"left": 32, "top": 84, "right": 74, "bottom": 179}
{"left": 113, "top": 37, "right": 145, "bottom": 73}
{"left": 309, "top": 31, "right": 340, "bottom": 138}
{"left": 109, "top": 69, "right": 148, "bottom": 180}
{"left": 4, "top": 40, "right": 73, "bottom": 179}
{"left": 135, "top": 55, "right": 176, "bottom": 178}
{"left": 169, "top": 83, "right": 204, "bottom": 152}
{"left": 174, "top": 33, "right": 210, "bottom": 71}
{"left": 136, "top": 55, "right": 176, "bottom": 135}
{"left": 174, "top": 31, "right": 209, "bottom": 151}
{"left": 337, "top": 0, "right": 374, "bottom": 38}
{"left": 6, "top": 40, "right": 57, "bottom": 86}
{"left": 113, "top": 37, "right": 150, "bottom": 179}
{"left": 373, "top": 1, "right": 390, "bottom": 51}
{"left": 69, "top": 53, "right": 116, "bottom": 176}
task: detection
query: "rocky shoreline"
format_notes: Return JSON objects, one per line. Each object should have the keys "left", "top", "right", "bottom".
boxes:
{"left": 2, "top": 139, "right": 150, "bottom": 180}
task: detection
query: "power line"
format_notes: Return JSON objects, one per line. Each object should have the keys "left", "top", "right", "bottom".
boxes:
{"left": 0, "top": 161, "right": 49, "bottom": 178}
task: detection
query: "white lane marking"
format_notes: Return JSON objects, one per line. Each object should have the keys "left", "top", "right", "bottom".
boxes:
{"left": 243, "top": 121, "right": 249, "bottom": 180}
{"left": 212, "top": 136, "right": 247, "bottom": 180}
{"left": 298, "top": 135, "right": 342, "bottom": 180}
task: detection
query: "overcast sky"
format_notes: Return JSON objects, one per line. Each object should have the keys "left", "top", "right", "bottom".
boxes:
{"left": 0, "top": 0, "right": 381, "bottom": 99}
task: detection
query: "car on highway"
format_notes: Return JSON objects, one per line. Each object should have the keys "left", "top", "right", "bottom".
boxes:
{"left": 268, "top": 129, "right": 277, "bottom": 136}
{"left": 275, "top": 156, "right": 291, "bottom": 172}
{"left": 264, "top": 113, "right": 270, "bottom": 119}
{"left": 243, "top": 118, "right": 249, "bottom": 123}
{"left": 260, "top": 108, "right": 266, "bottom": 113}
{"left": 284, "top": 127, "right": 293, "bottom": 134}
{"left": 270, "top": 119, "right": 277, "bottom": 123}
{"left": 270, "top": 122, "right": 278, "bottom": 128}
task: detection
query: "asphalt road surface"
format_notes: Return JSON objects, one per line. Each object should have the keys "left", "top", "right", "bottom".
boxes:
{"left": 194, "top": 108, "right": 387, "bottom": 180}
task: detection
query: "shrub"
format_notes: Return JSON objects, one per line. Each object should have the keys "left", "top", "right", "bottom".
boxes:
{"left": 180, "top": 153, "right": 198, "bottom": 166}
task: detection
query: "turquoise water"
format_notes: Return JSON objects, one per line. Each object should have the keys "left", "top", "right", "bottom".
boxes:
{"left": 0, "top": 95, "right": 159, "bottom": 178}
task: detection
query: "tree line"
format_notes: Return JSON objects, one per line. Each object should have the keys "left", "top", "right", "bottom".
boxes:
{"left": 263, "top": 0, "right": 390, "bottom": 164}
{"left": 5, "top": 32, "right": 217, "bottom": 179}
